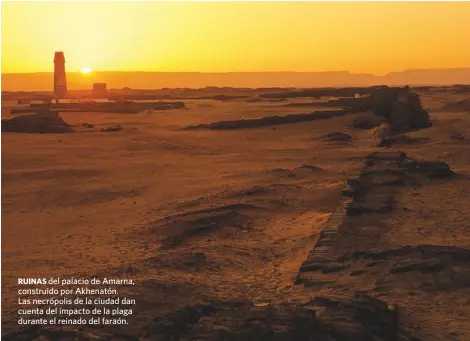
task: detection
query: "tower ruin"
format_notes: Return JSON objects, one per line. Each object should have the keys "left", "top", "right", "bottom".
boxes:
{"left": 92, "top": 83, "right": 108, "bottom": 98}
{"left": 54, "top": 52, "right": 67, "bottom": 99}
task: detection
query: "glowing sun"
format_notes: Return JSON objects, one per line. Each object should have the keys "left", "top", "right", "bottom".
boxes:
{"left": 81, "top": 67, "right": 93, "bottom": 74}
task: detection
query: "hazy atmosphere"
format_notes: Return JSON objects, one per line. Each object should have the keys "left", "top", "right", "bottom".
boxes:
{"left": 2, "top": 2, "right": 470, "bottom": 74}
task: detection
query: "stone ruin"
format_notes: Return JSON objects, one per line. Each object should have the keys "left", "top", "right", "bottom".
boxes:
{"left": 10, "top": 101, "right": 186, "bottom": 115}
{"left": 328, "top": 86, "right": 430, "bottom": 133}
{"left": 92, "top": 83, "right": 108, "bottom": 99}
{"left": 1, "top": 110, "right": 73, "bottom": 134}
{"left": 345, "top": 151, "right": 455, "bottom": 216}
{"left": 369, "top": 86, "right": 430, "bottom": 133}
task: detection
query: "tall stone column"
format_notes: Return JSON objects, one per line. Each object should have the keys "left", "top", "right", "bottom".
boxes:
{"left": 54, "top": 52, "right": 67, "bottom": 99}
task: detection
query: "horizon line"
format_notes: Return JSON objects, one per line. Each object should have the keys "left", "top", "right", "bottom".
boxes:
{"left": 3, "top": 67, "right": 470, "bottom": 76}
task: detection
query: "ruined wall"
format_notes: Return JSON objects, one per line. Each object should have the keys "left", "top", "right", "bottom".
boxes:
{"left": 372, "top": 87, "right": 430, "bottom": 133}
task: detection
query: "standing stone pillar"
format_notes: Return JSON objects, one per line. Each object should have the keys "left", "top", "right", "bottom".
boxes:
{"left": 54, "top": 52, "right": 67, "bottom": 99}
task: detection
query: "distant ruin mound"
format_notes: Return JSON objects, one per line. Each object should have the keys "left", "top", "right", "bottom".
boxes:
{"left": 185, "top": 110, "right": 349, "bottom": 130}
{"left": 152, "top": 101, "right": 185, "bottom": 110}
{"left": 289, "top": 86, "right": 431, "bottom": 133}
{"left": 10, "top": 101, "right": 185, "bottom": 115}
{"left": 371, "top": 88, "right": 431, "bottom": 132}
{"left": 331, "top": 86, "right": 431, "bottom": 133}
{"left": 437, "top": 98, "right": 470, "bottom": 112}
{"left": 210, "top": 95, "right": 248, "bottom": 101}
{"left": 258, "top": 86, "right": 384, "bottom": 99}
{"left": 1, "top": 110, "right": 73, "bottom": 134}
{"left": 450, "top": 84, "right": 470, "bottom": 94}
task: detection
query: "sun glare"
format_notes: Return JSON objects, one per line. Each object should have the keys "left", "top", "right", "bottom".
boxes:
{"left": 81, "top": 67, "right": 93, "bottom": 74}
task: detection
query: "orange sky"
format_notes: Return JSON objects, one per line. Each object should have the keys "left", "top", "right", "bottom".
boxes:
{"left": 2, "top": 1, "right": 470, "bottom": 75}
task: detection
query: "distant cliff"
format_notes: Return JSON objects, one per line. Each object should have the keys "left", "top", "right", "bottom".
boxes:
{"left": 2, "top": 68, "right": 470, "bottom": 91}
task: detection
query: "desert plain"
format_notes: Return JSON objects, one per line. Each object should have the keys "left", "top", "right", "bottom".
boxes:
{"left": 2, "top": 86, "right": 470, "bottom": 340}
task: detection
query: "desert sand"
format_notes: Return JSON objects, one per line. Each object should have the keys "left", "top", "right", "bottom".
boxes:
{"left": 2, "top": 87, "right": 470, "bottom": 340}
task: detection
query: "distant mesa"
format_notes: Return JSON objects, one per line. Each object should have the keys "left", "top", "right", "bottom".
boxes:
{"left": 3, "top": 69, "right": 470, "bottom": 91}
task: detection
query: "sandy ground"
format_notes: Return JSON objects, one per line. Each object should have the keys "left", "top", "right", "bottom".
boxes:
{"left": 2, "top": 91, "right": 470, "bottom": 339}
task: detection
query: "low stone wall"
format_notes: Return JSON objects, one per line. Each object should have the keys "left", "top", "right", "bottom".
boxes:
{"left": 296, "top": 151, "right": 454, "bottom": 288}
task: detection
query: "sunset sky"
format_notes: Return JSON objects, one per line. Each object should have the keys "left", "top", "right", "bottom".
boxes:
{"left": 2, "top": 1, "right": 470, "bottom": 75}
